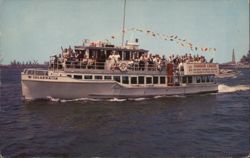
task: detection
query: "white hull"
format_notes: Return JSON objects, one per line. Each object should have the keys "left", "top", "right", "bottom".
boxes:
{"left": 21, "top": 79, "right": 218, "bottom": 100}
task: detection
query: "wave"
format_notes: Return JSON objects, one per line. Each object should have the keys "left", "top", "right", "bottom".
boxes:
{"left": 108, "top": 98, "right": 127, "bottom": 102}
{"left": 46, "top": 96, "right": 96, "bottom": 102}
{"left": 218, "top": 84, "right": 250, "bottom": 93}
{"left": 46, "top": 96, "right": 151, "bottom": 102}
{"left": 133, "top": 97, "right": 147, "bottom": 101}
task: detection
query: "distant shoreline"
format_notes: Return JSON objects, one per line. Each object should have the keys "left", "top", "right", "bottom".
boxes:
{"left": 219, "top": 64, "right": 250, "bottom": 69}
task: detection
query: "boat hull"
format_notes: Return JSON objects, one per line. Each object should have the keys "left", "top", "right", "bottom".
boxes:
{"left": 21, "top": 79, "right": 218, "bottom": 100}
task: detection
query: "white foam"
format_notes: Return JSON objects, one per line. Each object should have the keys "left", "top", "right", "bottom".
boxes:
{"left": 218, "top": 84, "right": 250, "bottom": 93}
{"left": 133, "top": 97, "right": 147, "bottom": 101}
{"left": 165, "top": 95, "right": 186, "bottom": 98}
{"left": 154, "top": 95, "right": 163, "bottom": 99}
{"left": 108, "top": 98, "right": 127, "bottom": 102}
{"left": 46, "top": 96, "right": 60, "bottom": 102}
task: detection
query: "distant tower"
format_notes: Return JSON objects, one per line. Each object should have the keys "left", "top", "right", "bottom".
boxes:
{"left": 232, "top": 49, "right": 236, "bottom": 64}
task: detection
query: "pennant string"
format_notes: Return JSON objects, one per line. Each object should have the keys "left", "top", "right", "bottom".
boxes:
{"left": 108, "top": 28, "right": 216, "bottom": 52}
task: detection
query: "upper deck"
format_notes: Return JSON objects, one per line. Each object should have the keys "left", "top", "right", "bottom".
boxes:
{"left": 48, "top": 40, "right": 219, "bottom": 76}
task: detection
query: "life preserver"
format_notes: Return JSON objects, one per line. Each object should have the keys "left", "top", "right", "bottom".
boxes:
{"left": 119, "top": 62, "right": 128, "bottom": 72}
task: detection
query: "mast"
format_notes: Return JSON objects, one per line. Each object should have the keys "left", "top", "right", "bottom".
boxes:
{"left": 121, "top": 0, "right": 126, "bottom": 47}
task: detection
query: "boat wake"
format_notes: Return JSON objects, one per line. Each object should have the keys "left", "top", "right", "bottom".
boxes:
{"left": 46, "top": 96, "right": 148, "bottom": 102}
{"left": 46, "top": 96, "right": 102, "bottom": 102}
{"left": 45, "top": 94, "right": 189, "bottom": 103}
{"left": 218, "top": 84, "right": 250, "bottom": 93}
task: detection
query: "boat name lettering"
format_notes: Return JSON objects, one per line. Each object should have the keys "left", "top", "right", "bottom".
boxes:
{"left": 32, "top": 75, "right": 58, "bottom": 80}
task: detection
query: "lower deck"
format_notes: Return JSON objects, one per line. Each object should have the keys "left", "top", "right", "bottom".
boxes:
{"left": 21, "top": 68, "right": 218, "bottom": 100}
{"left": 22, "top": 69, "right": 216, "bottom": 88}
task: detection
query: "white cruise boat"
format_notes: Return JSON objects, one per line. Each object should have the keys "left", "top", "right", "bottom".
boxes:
{"left": 21, "top": 0, "right": 219, "bottom": 100}
{"left": 21, "top": 40, "right": 219, "bottom": 100}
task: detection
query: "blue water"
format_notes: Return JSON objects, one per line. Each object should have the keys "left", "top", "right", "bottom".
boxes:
{"left": 0, "top": 68, "right": 249, "bottom": 157}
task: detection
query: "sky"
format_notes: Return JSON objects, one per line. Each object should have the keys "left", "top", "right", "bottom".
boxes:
{"left": 0, "top": 0, "right": 249, "bottom": 64}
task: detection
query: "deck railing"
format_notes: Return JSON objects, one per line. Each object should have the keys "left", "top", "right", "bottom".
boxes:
{"left": 49, "top": 60, "right": 166, "bottom": 72}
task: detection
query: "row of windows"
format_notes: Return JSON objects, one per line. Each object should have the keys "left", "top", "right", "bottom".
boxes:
{"left": 196, "top": 76, "right": 214, "bottom": 83}
{"left": 68, "top": 74, "right": 166, "bottom": 85}
{"left": 182, "top": 76, "right": 214, "bottom": 84}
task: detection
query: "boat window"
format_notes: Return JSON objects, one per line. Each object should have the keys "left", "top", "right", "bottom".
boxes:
{"left": 188, "top": 76, "right": 192, "bottom": 83}
{"left": 95, "top": 76, "right": 103, "bottom": 80}
{"left": 201, "top": 76, "right": 205, "bottom": 83}
{"left": 84, "top": 75, "right": 93, "bottom": 80}
{"left": 131, "top": 77, "right": 137, "bottom": 84}
{"left": 113, "top": 76, "right": 120, "bottom": 83}
{"left": 74, "top": 75, "right": 82, "bottom": 79}
{"left": 153, "top": 76, "right": 159, "bottom": 84}
{"left": 210, "top": 76, "right": 214, "bottom": 82}
{"left": 27, "top": 70, "right": 34, "bottom": 75}
{"left": 67, "top": 75, "right": 72, "bottom": 78}
{"left": 146, "top": 77, "right": 152, "bottom": 84}
{"left": 123, "top": 51, "right": 130, "bottom": 60}
{"left": 35, "top": 71, "right": 45, "bottom": 76}
{"left": 160, "top": 77, "right": 166, "bottom": 84}
{"left": 206, "top": 76, "right": 209, "bottom": 82}
{"left": 122, "top": 76, "right": 129, "bottom": 84}
{"left": 138, "top": 76, "right": 144, "bottom": 84}
{"left": 182, "top": 77, "right": 187, "bottom": 83}
{"left": 104, "top": 76, "right": 112, "bottom": 80}
{"left": 196, "top": 76, "right": 201, "bottom": 83}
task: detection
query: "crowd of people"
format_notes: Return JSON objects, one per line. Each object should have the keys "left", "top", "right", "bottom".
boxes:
{"left": 168, "top": 53, "right": 212, "bottom": 65}
{"left": 52, "top": 46, "right": 211, "bottom": 71}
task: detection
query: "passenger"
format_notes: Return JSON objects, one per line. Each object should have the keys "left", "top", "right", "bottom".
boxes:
{"left": 147, "top": 54, "right": 154, "bottom": 71}
{"left": 114, "top": 52, "right": 120, "bottom": 63}
{"left": 87, "top": 56, "right": 95, "bottom": 69}
{"left": 82, "top": 55, "right": 88, "bottom": 69}
{"left": 139, "top": 54, "right": 145, "bottom": 71}
{"left": 108, "top": 52, "right": 116, "bottom": 70}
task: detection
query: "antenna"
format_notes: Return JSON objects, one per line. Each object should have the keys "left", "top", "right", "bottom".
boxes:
{"left": 121, "top": 0, "right": 126, "bottom": 47}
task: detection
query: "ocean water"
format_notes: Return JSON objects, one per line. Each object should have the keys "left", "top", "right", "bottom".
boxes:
{"left": 0, "top": 68, "right": 249, "bottom": 157}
